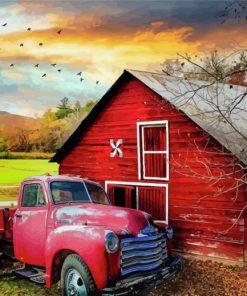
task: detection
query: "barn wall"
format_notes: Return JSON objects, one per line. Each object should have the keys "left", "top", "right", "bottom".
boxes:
{"left": 60, "top": 77, "right": 246, "bottom": 262}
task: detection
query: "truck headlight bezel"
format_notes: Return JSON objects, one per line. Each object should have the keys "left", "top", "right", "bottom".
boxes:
{"left": 166, "top": 225, "right": 174, "bottom": 240}
{"left": 105, "top": 232, "right": 119, "bottom": 253}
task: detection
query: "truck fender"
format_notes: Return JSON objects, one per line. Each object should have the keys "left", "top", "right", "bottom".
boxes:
{"left": 45, "top": 225, "right": 108, "bottom": 290}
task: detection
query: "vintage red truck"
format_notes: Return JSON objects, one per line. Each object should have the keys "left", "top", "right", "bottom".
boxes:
{"left": 0, "top": 174, "right": 181, "bottom": 295}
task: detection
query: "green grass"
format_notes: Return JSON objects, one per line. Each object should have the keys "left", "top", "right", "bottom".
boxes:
{"left": 0, "top": 278, "right": 60, "bottom": 296}
{"left": 0, "top": 260, "right": 60, "bottom": 295}
{"left": 0, "top": 159, "right": 58, "bottom": 185}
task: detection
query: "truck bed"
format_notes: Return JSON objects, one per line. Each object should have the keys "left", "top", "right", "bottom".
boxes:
{"left": 0, "top": 207, "right": 16, "bottom": 242}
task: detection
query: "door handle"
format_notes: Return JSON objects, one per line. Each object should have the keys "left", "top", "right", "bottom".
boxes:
{"left": 15, "top": 214, "right": 22, "bottom": 218}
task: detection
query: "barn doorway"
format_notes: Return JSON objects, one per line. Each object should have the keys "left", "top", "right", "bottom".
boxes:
{"left": 106, "top": 181, "right": 168, "bottom": 224}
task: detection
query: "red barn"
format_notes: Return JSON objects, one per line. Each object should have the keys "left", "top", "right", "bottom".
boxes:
{"left": 51, "top": 70, "right": 247, "bottom": 264}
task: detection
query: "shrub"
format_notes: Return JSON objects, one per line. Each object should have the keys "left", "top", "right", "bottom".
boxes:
{"left": 0, "top": 151, "right": 54, "bottom": 159}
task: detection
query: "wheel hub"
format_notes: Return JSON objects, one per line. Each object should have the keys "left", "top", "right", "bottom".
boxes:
{"left": 66, "top": 268, "right": 88, "bottom": 296}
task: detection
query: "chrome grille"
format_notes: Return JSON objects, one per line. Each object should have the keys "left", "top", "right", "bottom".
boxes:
{"left": 121, "top": 229, "right": 168, "bottom": 277}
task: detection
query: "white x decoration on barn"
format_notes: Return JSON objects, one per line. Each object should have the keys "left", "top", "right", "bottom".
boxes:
{"left": 110, "top": 139, "right": 123, "bottom": 158}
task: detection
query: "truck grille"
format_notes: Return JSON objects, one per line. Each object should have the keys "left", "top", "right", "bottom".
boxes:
{"left": 120, "top": 228, "right": 168, "bottom": 277}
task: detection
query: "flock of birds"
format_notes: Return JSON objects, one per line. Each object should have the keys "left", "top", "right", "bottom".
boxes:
{"left": 1, "top": 23, "right": 100, "bottom": 85}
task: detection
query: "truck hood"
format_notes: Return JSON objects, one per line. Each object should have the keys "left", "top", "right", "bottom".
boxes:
{"left": 52, "top": 203, "right": 150, "bottom": 235}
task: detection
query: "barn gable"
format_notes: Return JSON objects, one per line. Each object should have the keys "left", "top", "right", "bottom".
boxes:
{"left": 51, "top": 71, "right": 132, "bottom": 163}
{"left": 52, "top": 69, "right": 247, "bottom": 165}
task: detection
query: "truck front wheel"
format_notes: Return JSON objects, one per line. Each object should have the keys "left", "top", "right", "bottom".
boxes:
{"left": 61, "top": 254, "right": 99, "bottom": 296}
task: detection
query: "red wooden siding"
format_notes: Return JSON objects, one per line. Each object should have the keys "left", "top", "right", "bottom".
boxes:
{"left": 60, "top": 77, "right": 246, "bottom": 263}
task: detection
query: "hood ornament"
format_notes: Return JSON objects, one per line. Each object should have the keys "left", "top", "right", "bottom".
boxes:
{"left": 120, "top": 228, "right": 131, "bottom": 235}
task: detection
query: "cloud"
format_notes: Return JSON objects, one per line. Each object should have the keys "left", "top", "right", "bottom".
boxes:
{"left": 195, "top": 27, "right": 247, "bottom": 52}
{"left": 0, "top": 0, "right": 246, "bottom": 116}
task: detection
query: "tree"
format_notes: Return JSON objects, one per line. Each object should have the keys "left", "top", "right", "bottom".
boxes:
{"left": 72, "top": 100, "right": 84, "bottom": 124}
{"left": 161, "top": 49, "right": 247, "bottom": 233}
{"left": 219, "top": 1, "right": 247, "bottom": 24}
{"left": 81, "top": 100, "right": 98, "bottom": 116}
{"left": 56, "top": 97, "right": 74, "bottom": 119}
{"left": 65, "top": 100, "right": 98, "bottom": 141}
{"left": 0, "top": 124, "right": 8, "bottom": 152}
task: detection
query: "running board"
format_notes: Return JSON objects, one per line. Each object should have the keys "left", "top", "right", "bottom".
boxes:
{"left": 14, "top": 267, "right": 45, "bottom": 284}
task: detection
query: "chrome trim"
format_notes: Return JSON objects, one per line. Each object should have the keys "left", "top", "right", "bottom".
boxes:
{"left": 121, "top": 247, "right": 166, "bottom": 259}
{"left": 122, "top": 254, "right": 163, "bottom": 268}
{"left": 121, "top": 260, "right": 164, "bottom": 276}
{"left": 122, "top": 240, "right": 165, "bottom": 252}
{"left": 121, "top": 234, "right": 163, "bottom": 244}
{"left": 120, "top": 231, "right": 168, "bottom": 277}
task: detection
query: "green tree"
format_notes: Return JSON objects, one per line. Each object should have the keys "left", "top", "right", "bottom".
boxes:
{"left": 56, "top": 97, "right": 73, "bottom": 119}
{"left": 0, "top": 124, "right": 8, "bottom": 152}
{"left": 81, "top": 100, "right": 97, "bottom": 116}
{"left": 0, "top": 137, "right": 8, "bottom": 152}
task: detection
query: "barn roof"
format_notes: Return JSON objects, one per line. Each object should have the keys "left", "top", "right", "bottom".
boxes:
{"left": 51, "top": 69, "right": 247, "bottom": 165}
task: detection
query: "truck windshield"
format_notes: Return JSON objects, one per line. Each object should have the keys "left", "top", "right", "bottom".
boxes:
{"left": 50, "top": 181, "right": 109, "bottom": 205}
{"left": 84, "top": 181, "right": 110, "bottom": 205}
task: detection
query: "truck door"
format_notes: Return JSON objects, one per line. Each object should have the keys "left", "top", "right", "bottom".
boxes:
{"left": 13, "top": 182, "right": 48, "bottom": 267}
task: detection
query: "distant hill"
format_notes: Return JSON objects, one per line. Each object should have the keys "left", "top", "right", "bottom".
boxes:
{"left": 0, "top": 111, "right": 40, "bottom": 136}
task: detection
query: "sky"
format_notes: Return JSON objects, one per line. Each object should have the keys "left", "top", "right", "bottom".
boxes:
{"left": 0, "top": 0, "right": 247, "bottom": 117}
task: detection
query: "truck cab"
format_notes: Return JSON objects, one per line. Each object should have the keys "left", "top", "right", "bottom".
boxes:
{"left": 1, "top": 175, "right": 181, "bottom": 295}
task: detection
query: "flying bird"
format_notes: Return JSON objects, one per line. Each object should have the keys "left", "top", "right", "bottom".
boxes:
{"left": 80, "top": 78, "right": 84, "bottom": 82}
{"left": 35, "top": 64, "right": 39, "bottom": 67}
{"left": 2, "top": 23, "right": 7, "bottom": 27}
{"left": 27, "top": 27, "right": 31, "bottom": 31}
{"left": 51, "top": 63, "right": 56, "bottom": 67}
{"left": 77, "top": 71, "right": 82, "bottom": 76}
{"left": 57, "top": 30, "right": 62, "bottom": 34}
{"left": 42, "top": 73, "right": 47, "bottom": 77}
{"left": 10, "top": 63, "right": 14, "bottom": 67}
{"left": 57, "top": 69, "right": 62, "bottom": 72}
{"left": 96, "top": 81, "right": 99, "bottom": 84}
{"left": 19, "top": 43, "right": 24, "bottom": 47}
{"left": 39, "top": 43, "right": 43, "bottom": 46}
{"left": 181, "top": 62, "right": 185, "bottom": 67}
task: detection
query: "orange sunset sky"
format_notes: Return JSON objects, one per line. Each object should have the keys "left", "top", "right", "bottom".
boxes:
{"left": 0, "top": 0, "right": 247, "bottom": 116}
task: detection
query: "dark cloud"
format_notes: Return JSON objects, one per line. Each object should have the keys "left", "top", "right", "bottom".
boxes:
{"left": 9, "top": 1, "right": 244, "bottom": 40}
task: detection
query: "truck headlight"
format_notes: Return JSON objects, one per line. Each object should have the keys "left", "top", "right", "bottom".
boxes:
{"left": 166, "top": 225, "right": 174, "bottom": 240}
{"left": 105, "top": 232, "right": 119, "bottom": 253}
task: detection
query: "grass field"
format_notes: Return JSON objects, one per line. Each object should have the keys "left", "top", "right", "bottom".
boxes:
{"left": 0, "top": 159, "right": 58, "bottom": 200}
{"left": 0, "top": 159, "right": 58, "bottom": 185}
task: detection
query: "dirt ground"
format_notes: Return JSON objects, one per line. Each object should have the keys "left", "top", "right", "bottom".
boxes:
{"left": 147, "top": 258, "right": 247, "bottom": 296}
{"left": 1, "top": 257, "right": 247, "bottom": 295}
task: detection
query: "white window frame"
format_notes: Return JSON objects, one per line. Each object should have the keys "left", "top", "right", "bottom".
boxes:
{"left": 137, "top": 120, "right": 169, "bottom": 181}
{"left": 105, "top": 181, "right": 168, "bottom": 224}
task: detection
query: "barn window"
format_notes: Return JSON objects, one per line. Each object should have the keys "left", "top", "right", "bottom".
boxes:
{"left": 137, "top": 121, "right": 169, "bottom": 181}
{"left": 106, "top": 182, "right": 168, "bottom": 224}
{"left": 107, "top": 185, "right": 137, "bottom": 209}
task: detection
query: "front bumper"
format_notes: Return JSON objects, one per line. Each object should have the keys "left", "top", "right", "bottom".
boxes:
{"left": 102, "top": 255, "right": 181, "bottom": 296}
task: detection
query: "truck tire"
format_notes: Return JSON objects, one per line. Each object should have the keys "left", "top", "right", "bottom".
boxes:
{"left": 61, "top": 254, "right": 99, "bottom": 296}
